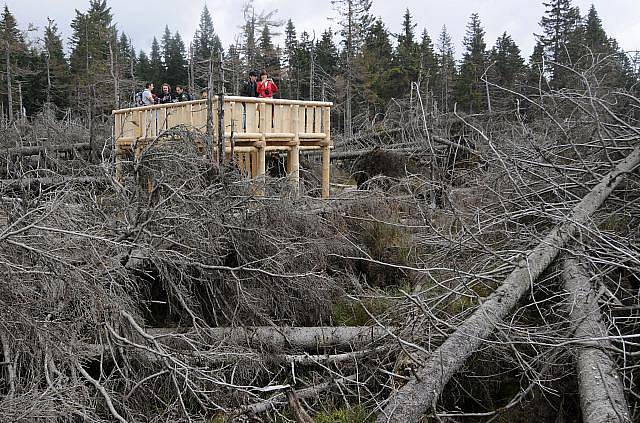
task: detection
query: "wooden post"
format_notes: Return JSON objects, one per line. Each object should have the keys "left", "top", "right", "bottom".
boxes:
{"left": 321, "top": 106, "right": 331, "bottom": 199}
{"left": 134, "top": 110, "right": 142, "bottom": 139}
{"left": 288, "top": 104, "right": 300, "bottom": 195}
{"left": 256, "top": 102, "right": 267, "bottom": 195}
{"left": 321, "top": 145, "right": 330, "bottom": 199}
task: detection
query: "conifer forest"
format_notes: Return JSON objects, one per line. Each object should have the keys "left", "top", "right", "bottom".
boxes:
{"left": 1, "top": 0, "right": 640, "bottom": 421}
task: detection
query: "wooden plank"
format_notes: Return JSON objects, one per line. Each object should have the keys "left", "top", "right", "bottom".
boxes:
{"left": 246, "top": 102, "right": 257, "bottom": 133}
{"left": 306, "top": 106, "right": 314, "bottom": 134}
{"left": 233, "top": 102, "right": 243, "bottom": 134}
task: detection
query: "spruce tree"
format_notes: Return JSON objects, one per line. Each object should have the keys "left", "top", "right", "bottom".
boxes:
{"left": 0, "top": 5, "right": 27, "bottom": 119}
{"left": 537, "top": 0, "right": 581, "bottom": 86}
{"left": 136, "top": 50, "right": 151, "bottom": 83}
{"left": 226, "top": 43, "right": 243, "bottom": 95}
{"left": 418, "top": 29, "right": 437, "bottom": 92}
{"left": 69, "top": 0, "right": 117, "bottom": 112}
{"left": 118, "top": 32, "right": 135, "bottom": 80}
{"left": 394, "top": 9, "right": 420, "bottom": 96}
{"left": 455, "top": 13, "right": 488, "bottom": 113}
{"left": 331, "top": 0, "right": 373, "bottom": 136}
{"left": 149, "top": 37, "right": 163, "bottom": 89}
{"left": 192, "top": 5, "right": 222, "bottom": 90}
{"left": 164, "top": 31, "right": 188, "bottom": 88}
{"left": 42, "top": 18, "right": 71, "bottom": 111}
{"left": 193, "top": 5, "right": 222, "bottom": 60}
{"left": 435, "top": 25, "right": 455, "bottom": 112}
{"left": 161, "top": 26, "right": 172, "bottom": 82}
{"left": 315, "top": 29, "right": 339, "bottom": 101}
{"left": 242, "top": 3, "right": 258, "bottom": 72}
{"left": 358, "top": 19, "right": 394, "bottom": 114}
{"left": 257, "top": 23, "right": 280, "bottom": 76}
{"left": 316, "top": 29, "right": 338, "bottom": 76}
{"left": 583, "top": 5, "right": 608, "bottom": 54}
{"left": 296, "top": 31, "right": 312, "bottom": 100}
{"left": 488, "top": 32, "right": 526, "bottom": 110}
{"left": 283, "top": 19, "right": 298, "bottom": 98}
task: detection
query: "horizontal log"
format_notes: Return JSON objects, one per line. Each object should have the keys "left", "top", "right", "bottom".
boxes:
{"left": 0, "top": 176, "right": 109, "bottom": 190}
{"left": 238, "top": 374, "right": 358, "bottom": 416}
{"left": 3, "top": 143, "right": 91, "bottom": 157}
{"left": 146, "top": 326, "right": 391, "bottom": 351}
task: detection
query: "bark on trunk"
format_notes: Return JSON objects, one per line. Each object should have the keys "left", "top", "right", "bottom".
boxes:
{"left": 147, "top": 326, "right": 390, "bottom": 351}
{"left": 5, "top": 143, "right": 91, "bottom": 157}
{"left": 1, "top": 176, "right": 109, "bottom": 190}
{"left": 376, "top": 145, "right": 640, "bottom": 423}
{"left": 238, "top": 374, "right": 357, "bottom": 416}
{"left": 563, "top": 257, "right": 630, "bottom": 423}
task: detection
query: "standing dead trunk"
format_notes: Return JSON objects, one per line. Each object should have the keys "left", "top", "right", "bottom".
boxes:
{"left": 5, "top": 41, "right": 13, "bottom": 122}
{"left": 108, "top": 40, "right": 120, "bottom": 109}
{"left": 562, "top": 257, "right": 630, "bottom": 423}
{"left": 376, "top": 144, "right": 640, "bottom": 423}
{"left": 17, "top": 81, "right": 23, "bottom": 121}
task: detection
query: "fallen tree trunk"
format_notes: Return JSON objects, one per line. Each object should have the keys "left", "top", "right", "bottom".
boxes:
{"left": 562, "top": 257, "right": 630, "bottom": 423}
{"left": 237, "top": 374, "right": 358, "bottom": 416}
{"left": 377, "top": 145, "right": 640, "bottom": 423}
{"left": 0, "top": 176, "right": 109, "bottom": 190}
{"left": 4, "top": 143, "right": 91, "bottom": 157}
{"left": 147, "top": 326, "right": 390, "bottom": 351}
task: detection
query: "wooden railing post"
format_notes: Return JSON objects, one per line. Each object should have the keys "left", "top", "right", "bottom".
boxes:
{"left": 256, "top": 102, "right": 267, "bottom": 195}
{"left": 288, "top": 104, "right": 300, "bottom": 196}
{"left": 321, "top": 106, "right": 331, "bottom": 199}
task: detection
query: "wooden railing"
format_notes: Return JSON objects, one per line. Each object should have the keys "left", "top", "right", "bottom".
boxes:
{"left": 113, "top": 96, "right": 332, "bottom": 142}
{"left": 112, "top": 96, "right": 333, "bottom": 196}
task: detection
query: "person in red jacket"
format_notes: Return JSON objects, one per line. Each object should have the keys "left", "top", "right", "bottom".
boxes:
{"left": 256, "top": 69, "right": 278, "bottom": 98}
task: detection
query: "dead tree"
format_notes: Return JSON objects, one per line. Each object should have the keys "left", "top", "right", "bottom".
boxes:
{"left": 376, "top": 144, "right": 640, "bottom": 423}
{"left": 563, "top": 257, "right": 630, "bottom": 423}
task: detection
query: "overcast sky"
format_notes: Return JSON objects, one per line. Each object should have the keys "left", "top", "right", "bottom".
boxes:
{"left": 5, "top": 0, "right": 640, "bottom": 60}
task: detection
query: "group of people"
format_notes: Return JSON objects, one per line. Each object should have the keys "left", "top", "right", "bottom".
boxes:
{"left": 241, "top": 69, "right": 279, "bottom": 99}
{"left": 136, "top": 69, "right": 279, "bottom": 107}
{"left": 138, "top": 83, "right": 195, "bottom": 106}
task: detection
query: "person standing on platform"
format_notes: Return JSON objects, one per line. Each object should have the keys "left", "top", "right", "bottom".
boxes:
{"left": 256, "top": 70, "right": 278, "bottom": 99}
{"left": 158, "top": 83, "right": 173, "bottom": 104}
{"left": 241, "top": 70, "right": 259, "bottom": 97}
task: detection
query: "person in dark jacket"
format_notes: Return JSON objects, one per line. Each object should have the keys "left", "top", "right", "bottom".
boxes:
{"left": 241, "top": 70, "right": 258, "bottom": 97}
{"left": 175, "top": 85, "right": 192, "bottom": 102}
{"left": 158, "top": 83, "right": 173, "bottom": 104}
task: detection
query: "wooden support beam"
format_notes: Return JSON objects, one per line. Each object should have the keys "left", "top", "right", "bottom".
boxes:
{"left": 289, "top": 146, "right": 300, "bottom": 195}
{"left": 321, "top": 106, "right": 331, "bottom": 199}
{"left": 322, "top": 145, "right": 330, "bottom": 199}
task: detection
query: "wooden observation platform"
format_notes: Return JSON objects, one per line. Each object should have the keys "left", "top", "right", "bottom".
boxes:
{"left": 112, "top": 96, "right": 333, "bottom": 197}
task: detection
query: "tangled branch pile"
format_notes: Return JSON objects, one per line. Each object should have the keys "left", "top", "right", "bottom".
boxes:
{"left": 2, "top": 79, "right": 640, "bottom": 422}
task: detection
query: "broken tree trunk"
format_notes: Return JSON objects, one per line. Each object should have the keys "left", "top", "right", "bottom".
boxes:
{"left": 238, "top": 374, "right": 358, "bottom": 416}
{"left": 377, "top": 145, "right": 640, "bottom": 423}
{"left": 4, "top": 143, "right": 91, "bottom": 158}
{"left": 0, "top": 176, "right": 109, "bottom": 190}
{"left": 147, "top": 326, "right": 390, "bottom": 351}
{"left": 562, "top": 257, "right": 630, "bottom": 423}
